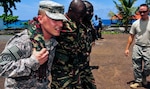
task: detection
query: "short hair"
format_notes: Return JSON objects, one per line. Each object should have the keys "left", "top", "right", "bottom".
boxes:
{"left": 38, "top": 8, "right": 46, "bottom": 16}
{"left": 139, "top": 4, "right": 149, "bottom": 10}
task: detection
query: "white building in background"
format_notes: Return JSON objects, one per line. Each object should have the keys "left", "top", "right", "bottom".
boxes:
{"left": 0, "top": 18, "right": 4, "bottom": 30}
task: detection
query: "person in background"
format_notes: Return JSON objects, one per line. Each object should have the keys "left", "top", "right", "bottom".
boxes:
{"left": 82, "top": 0, "right": 96, "bottom": 45}
{"left": 98, "top": 17, "right": 104, "bottom": 39}
{"left": 82, "top": 0, "right": 96, "bottom": 63}
{"left": 125, "top": 4, "right": 150, "bottom": 89}
{"left": 93, "top": 15, "right": 100, "bottom": 39}
{"left": 51, "top": 0, "right": 96, "bottom": 88}
{"left": 80, "top": 0, "right": 97, "bottom": 88}
{"left": 0, "top": 0, "right": 66, "bottom": 89}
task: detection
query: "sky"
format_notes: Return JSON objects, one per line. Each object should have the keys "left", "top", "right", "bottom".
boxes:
{"left": 0, "top": 0, "right": 146, "bottom": 20}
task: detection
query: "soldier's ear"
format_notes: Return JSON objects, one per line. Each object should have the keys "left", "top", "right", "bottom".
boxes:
{"left": 37, "top": 15, "right": 43, "bottom": 24}
{"left": 69, "top": 7, "right": 72, "bottom": 11}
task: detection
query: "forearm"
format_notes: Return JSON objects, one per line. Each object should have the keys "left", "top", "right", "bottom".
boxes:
{"left": 0, "top": 36, "right": 40, "bottom": 78}
{"left": 125, "top": 34, "right": 134, "bottom": 50}
{"left": 0, "top": 56, "right": 40, "bottom": 78}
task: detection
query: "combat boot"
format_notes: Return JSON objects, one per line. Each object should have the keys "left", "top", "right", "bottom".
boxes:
{"left": 130, "top": 82, "right": 142, "bottom": 88}
{"left": 142, "top": 76, "right": 147, "bottom": 86}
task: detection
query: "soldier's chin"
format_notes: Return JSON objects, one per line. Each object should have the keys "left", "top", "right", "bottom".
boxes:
{"left": 54, "top": 32, "right": 60, "bottom": 36}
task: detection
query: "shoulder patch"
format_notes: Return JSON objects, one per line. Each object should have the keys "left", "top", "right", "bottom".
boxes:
{"left": 0, "top": 46, "right": 22, "bottom": 62}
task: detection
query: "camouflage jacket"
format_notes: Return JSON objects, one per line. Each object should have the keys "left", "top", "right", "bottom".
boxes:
{"left": 51, "top": 17, "right": 94, "bottom": 88}
{"left": 0, "top": 22, "right": 57, "bottom": 88}
{"left": 82, "top": 21, "right": 96, "bottom": 53}
{"left": 53, "top": 17, "right": 90, "bottom": 67}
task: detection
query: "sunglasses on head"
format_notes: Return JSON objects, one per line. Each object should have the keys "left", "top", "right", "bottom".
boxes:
{"left": 139, "top": 10, "right": 148, "bottom": 14}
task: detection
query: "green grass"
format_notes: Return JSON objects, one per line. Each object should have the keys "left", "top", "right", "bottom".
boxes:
{"left": 102, "top": 31, "right": 121, "bottom": 34}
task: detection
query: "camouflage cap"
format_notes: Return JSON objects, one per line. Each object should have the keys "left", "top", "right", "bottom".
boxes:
{"left": 39, "top": 0, "right": 67, "bottom": 20}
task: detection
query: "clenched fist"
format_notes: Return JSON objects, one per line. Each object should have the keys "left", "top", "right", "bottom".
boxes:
{"left": 31, "top": 48, "right": 49, "bottom": 65}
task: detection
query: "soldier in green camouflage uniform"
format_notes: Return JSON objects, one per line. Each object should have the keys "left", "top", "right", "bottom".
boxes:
{"left": 79, "top": 1, "right": 97, "bottom": 89}
{"left": 82, "top": 0, "right": 96, "bottom": 52}
{"left": 0, "top": 1, "right": 66, "bottom": 89}
{"left": 51, "top": 0, "right": 97, "bottom": 89}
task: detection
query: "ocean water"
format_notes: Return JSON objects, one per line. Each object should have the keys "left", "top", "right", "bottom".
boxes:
{"left": 102, "top": 19, "right": 112, "bottom": 26}
{"left": 1, "top": 19, "right": 113, "bottom": 30}
{"left": 3, "top": 20, "right": 28, "bottom": 29}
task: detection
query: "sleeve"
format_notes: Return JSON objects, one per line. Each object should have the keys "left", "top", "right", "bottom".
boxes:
{"left": 0, "top": 36, "right": 40, "bottom": 78}
{"left": 129, "top": 20, "right": 138, "bottom": 35}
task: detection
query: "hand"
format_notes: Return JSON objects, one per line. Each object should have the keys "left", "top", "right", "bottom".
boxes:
{"left": 125, "top": 49, "right": 129, "bottom": 57}
{"left": 31, "top": 48, "right": 49, "bottom": 65}
{"left": 92, "top": 41, "right": 95, "bottom": 46}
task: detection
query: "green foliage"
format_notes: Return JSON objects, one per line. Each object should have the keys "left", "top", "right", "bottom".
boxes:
{"left": 21, "top": 21, "right": 28, "bottom": 29}
{"left": 102, "top": 31, "right": 120, "bottom": 34}
{"left": 109, "top": 0, "right": 137, "bottom": 32}
{"left": 108, "top": 11, "right": 115, "bottom": 17}
{"left": 0, "top": 0, "right": 21, "bottom": 15}
{"left": 22, "top": 21, "right": 28, "bottom": 25}
{"left": 0, "top": 14, "right": 18, "bottom": 26}
{"left": 146, "top": 0, "right": 150, "bottom": 8}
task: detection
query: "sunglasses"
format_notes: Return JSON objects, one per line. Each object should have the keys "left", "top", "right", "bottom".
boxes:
{"left": 139, "top": 10, "right": 148, "bottom": 14}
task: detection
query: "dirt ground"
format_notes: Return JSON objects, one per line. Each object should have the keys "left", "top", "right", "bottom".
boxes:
{"left": 0, "top": 34, "right": 150, "bottom": 89}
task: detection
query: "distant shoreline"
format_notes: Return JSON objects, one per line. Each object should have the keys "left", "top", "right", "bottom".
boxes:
{"left": 0, "top": 35, "right": 12, "bottom": 41}
{"left": 0, "top": 29, "right": 24, "bottom": 35}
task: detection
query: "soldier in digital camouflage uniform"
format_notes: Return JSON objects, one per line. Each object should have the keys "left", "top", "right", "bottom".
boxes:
{"left": 125, "top": 4, "right": 150, "bottom": 88}
{"left": 0, "top": 0, "right": 66, "bottom": 89}
{"left": 51, "top": 0, "right": 97, "bottom": 89}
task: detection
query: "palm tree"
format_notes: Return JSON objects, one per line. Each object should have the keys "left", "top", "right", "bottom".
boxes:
{"left": 0, "top": 0, "right": 21, "bottom": 16}
{"left": 146, "top": 0, "right": 150, "bottom": 9}
{"left": 0, "top": 0, "right": 20, "bottom": 27}
{"left": 110, "top": 0, "right": 137, "bottom": 32}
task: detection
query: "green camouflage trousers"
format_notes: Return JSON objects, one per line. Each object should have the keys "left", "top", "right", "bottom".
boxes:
{"left": 51, "top": 63, "right": 97, "bottom": 89}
